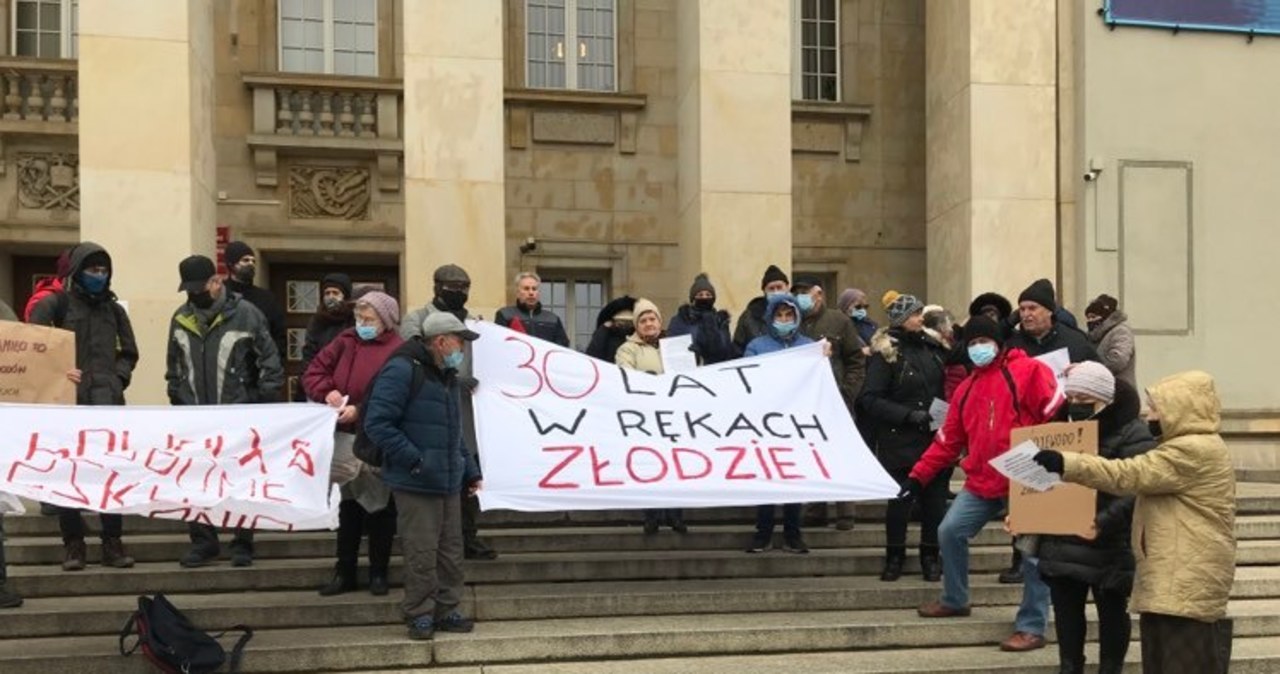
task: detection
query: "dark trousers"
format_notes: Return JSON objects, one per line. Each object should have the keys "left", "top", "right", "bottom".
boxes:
{"left": 461, "top": 492, "right": 480, "bottom": 544}
{"left": 396, "top": 490, "right": 464, "bottom": 621}
{"left": 643, "top": 509, "right": 684, "bottom": 524}
{"left": 755, "top": 503, "right": 802, "bottom": 537}
{"left": 187, "top": 523, "right": 254, "bottom": 555}
{"left": 1045, "top": 575, "right": 1131, "bottom": 669}
{"left": 57, "top": 507, "right": 122, "bottom": 543}
{"left": 884, "top": 466, "right": 947, "bottom": 553}
{"left": 335, "top": 498, "right": 397, "bottom": 578}
{"left": 1140, "top": 612, "right": 1233, "bottom": 674}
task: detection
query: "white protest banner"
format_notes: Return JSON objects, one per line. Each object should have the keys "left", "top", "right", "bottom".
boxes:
{"left": 0, "top": 403, "right": 340, "bottom": 530}
{"left": 471, "top": 322, "right": 900, "bottom": 511}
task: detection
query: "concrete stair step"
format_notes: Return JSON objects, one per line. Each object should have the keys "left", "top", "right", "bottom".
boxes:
{"left": 2, "top": 600, "right": 1278, "bottom": 672}
{"left": 8, "top": 565, "right": 1280, "bottom": 639}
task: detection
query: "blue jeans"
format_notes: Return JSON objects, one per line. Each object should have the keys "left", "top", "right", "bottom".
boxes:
{"left": 938, "top": 489, "right": 1050, "bottom": 636}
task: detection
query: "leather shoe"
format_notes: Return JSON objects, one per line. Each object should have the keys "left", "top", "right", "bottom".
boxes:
{"left": 369, "top": 575, "right": 390, "bottom": 596}
{"left": 916, "top": 601, "right": 971, "bottom": 618}
{"left": 1000, "top": 631, "right": 1046, "bottom": 652}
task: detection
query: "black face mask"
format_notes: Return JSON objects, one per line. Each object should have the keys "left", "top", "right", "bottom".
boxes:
{"left": 1148, "top": 419, "right": 1163, "bottom": 438}
{"left": 188, "top": 291, "right": 215, "bottom": 310}
{"left": 438, "top": 288, "right": 468, "bottom": 312}
{"left": 1087, "top": 319, "right": 1102, "bottom": 332}
{"left": 693, "top": 298, "right": 715, "bottom": 311}
{"left": 233, "top": 265, "right": 256, "bottom": 284}
{"left": 1068, "top": 403, "right": 1100, "bottom": 422}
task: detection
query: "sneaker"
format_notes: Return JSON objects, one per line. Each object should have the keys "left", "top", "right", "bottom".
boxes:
{"left": 744, "top": 534, "right": 771, "bottom": 553}
{"left": 0, "top": 584, "right": 22, "bottom": 609}
{"left": 61, "top": 539, "right": 87, "bottom": 572}
{"left": 435, "top": 610, "right": 475, "bottom": 633}
{"left": 782, "top": 536, "right": 810, "bottom": 554}
{"left": 101, "top": 537, "right": 135, "bottom": 569}
{"left": 180, "top": 548, "right": 218, "bottom": 568}
{"left": 407, "top": 615, "right": 434, "bottom": 641}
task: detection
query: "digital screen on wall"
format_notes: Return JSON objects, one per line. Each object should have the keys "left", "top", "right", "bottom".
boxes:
{"left": 1105, "top": 0, "right": 1280, "bottom": 35}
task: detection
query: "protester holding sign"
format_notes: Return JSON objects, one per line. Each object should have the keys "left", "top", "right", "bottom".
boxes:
{"left": 303, "top": 291, "right": 403, "bottom": 597}
{"left": 859, "top": 293, "right": 949, "bottom": 582}
{"left": 1030, "top": 362, "right": 1155, "bottom": 674}
{"left": 900, "top": 315, "right": 1062, "bottom": 653}
{"left": 364, "top": 312, "right": 482, "bottom": 641}
{"left": 615, "top": 298, "right": 687, "bottom": 535}
{"left": 743, "top": 294, "right": 815, "bottom": 554}
{"left": 667, "top": 274, "right": 737, "bottom": 366}
{"left": 29, "top": 242, "right": 140, "bottom": 572}
{"left": 167, "top": 255, "right": 284, "bottom": 568}
{"left": 1034, "top": 370, "right": 1237, "bottom": 674}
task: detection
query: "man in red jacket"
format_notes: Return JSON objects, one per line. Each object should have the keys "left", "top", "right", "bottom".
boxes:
{"left": 898, "top": 315, "right": 1063, "bottom": 652}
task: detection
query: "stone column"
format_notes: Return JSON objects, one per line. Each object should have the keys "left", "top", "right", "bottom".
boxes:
{"left": 78, "top": 1, "right": 217, "bottom": 404}
{"left": 402, "top": 0, "right": 507, "bottom": 318}
{"left": 925, "top": 0, "right": 1057, "bottom": 312}
{"left": 676, "top": 0, "right": 792, "bottom": 317}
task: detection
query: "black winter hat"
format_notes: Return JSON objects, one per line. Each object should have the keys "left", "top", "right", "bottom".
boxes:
{"left": 321, "top": 272, "right": 353, "bottom": 299}
{"left": 81, "top": 250, "right": 111, "bottom": 272}
{"left": 760, "top": 265, "right": 789, "bottom": 290}
{"left": 963, "top": 315, "right": 1005, "bottom": 347}
{"left": 1018, "top": 278, "right": 1057, "bottom": 312}
{"left": 790, "top": 274, "right": 822, "bottom": 293}
{"left": 968, "top": 292, "right": 1013, "bottom": 320}
{"left": 688, "top": 273, "right": 716, "bottom": 302}
{"left": 224, "top": 241, "right": 254, "bottom": 267}
{"left": 1085, "top": 294, "right": 1118, "bottom": 320}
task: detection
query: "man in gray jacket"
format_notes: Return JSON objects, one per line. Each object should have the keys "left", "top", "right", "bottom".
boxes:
{"left": 166, "top": 255, "right": 284, "bottom": 568}
{"left": 401, "top": 264, "right": 498, "bottom": 560}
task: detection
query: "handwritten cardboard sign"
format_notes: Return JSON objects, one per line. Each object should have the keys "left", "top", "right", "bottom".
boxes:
{"left": 0, "top": 320, "right": 75, "bottom": 404}
{"left": 1008, "top": 420, "right": 1098, "bottom": 537}
{"left": 470, "top": 322, "right": 900, "bottom": 512}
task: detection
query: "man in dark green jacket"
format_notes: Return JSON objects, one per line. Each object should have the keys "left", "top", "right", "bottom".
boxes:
{"left": 166, "top": 255, "right": 284, "bottom": 568}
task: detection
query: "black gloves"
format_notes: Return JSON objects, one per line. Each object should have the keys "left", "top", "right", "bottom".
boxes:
{"left": 906, "top": 410, "right": 932, "bottom": 431}
{"left": 1033, "top": 450, "right": 1065, "bottom": 475}
{"left": 457, "top": 376, "right": 479, "bottom": 394}
{"left": 897, "top": 477, "right": 923, "bottom": 501}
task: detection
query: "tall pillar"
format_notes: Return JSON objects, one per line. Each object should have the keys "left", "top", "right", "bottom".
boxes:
{"left": 925, "top": 0, "right": 1057, "bottom": 312}
{"left": 402, "top": 0, "right": 507, "bottom": 318}
{"left": 676, "top": 0, "right": 792, "bottom": 317}
{"left": 78, "top": 1, "right": 217, "bottom": 404}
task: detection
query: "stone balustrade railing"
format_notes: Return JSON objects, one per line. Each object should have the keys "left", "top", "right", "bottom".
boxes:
{"left": 243, "top": 73, "right": 403, "bottom": 190}
{"left": 0, "top": 57, "right": 78, "bottom": 130}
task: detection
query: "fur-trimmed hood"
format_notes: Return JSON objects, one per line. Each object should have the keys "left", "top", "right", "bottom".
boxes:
{"left": 870, "top": 326, "right": 947, "bottom": 363}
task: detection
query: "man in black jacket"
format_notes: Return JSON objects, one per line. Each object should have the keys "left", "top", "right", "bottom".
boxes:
{"left": 1006, "top": 279, "right": 1099, "bottom": 364}
{"left": 494, "top": 272, "right": 570, "bottom": 347}
{"left": 732, "top": 265, "right": 790, "bottom": 353}
{"left": 223, "top": 241, "right": 287, "bottom": 369}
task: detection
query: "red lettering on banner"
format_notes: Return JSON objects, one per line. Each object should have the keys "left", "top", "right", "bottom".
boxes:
{"left": 672, "top": 447, "right": 713, "bottom": 480}
{"left": 769, "top": 446, "right": 802, "bottom": 480}
{"left": 502, "top": 337, "right": 546, "bottom": 399}
{"left": 148, "top": 506, "right": 194, "bottom": 521}
{"left": 115, "top": 430, "right": 137, "bottom": 462}
{"left": 810, "top": 445, "right": 832, "bottom": 480}
{"left": 204, "top": 434, "right": 225, "bottom": 458}
{"left": 538, "top": 446, "right": 583, "bottom": 489}
{"left": 716, "top": 447, "right": 756, "bottom": 480}
{"left": 541, "top": 349, "right": 601, "bottom": 400}
{"left": 589, "top": 446, "right": 624, "bottom": 487}
{"left": 260, "top": 480, "right": 292, "bottom": 504}
{"left": 77, "top": 429, "right": 116, "bottom": 458}
{"left": 238, "top": 429, "right": 269, "bottom": 474}
{"left": 98, "top": 471, "right": 139, "bottom": 509}
{"left": 625, "top": 447, "right": 669, "bottom": 484}
{"left": 287, "top": 439, "right": 316, "bottom": 477}
{"left": 52, "top": 459, "right": 96, "bottom": 507}
{"left": 143, "top": 445, "right": 181, "bottom": 476}
{"left": 250, "top": 514, "right": 295, "bottom": 531}
{"left": 753, "top": 444, "right": 774, "bottom": 480}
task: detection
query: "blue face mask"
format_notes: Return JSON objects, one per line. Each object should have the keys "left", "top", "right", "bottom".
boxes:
{"left": 355, "top": 325, "right": 379, "bottom": 341}
{"left": 766, "top": 291, "right": 787, "bottom": 302}
{"left": 851, "top": 308, "right": 868, "bottom": 321}
{"left": 968, "top": 343, "right": 999, "bottom": 367}
{"left": 772, "top": 320, "right": 797, "bottom": 336}
{"left": 796, "top": 294, "right": 814, "bottom": 314}
{"left": 79, "top": 271, "right": 108, "bottom": 294}
{"left": 443, "top": 349, "right": 466, "bottom": 370}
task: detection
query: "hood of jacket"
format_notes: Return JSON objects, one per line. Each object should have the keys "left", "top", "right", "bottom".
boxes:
{"left": 67, "top": 242, "right": 115, "bottom": 298}
{"left": 1148, "top": 370, "right": 1220, "bottom": 439}
{"left": 763, "top": 293, "right": 802, "bottom": 342}
{"left": 870, "top": 326, "right": 944, "bottom": 363}
{"left": 595, "top": 295, "right": 637, "bottom": 328}
{"left": 1089, "top": 310, "right": 1129, "bottom": 341}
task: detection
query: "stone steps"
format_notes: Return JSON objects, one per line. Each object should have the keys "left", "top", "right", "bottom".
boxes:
{"left": 3, "top": 600, "right": 1279, "bottom": 673}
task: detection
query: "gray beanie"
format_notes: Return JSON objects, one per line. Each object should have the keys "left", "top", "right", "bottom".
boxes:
{"left": 887, "top": 294, "right": 925, "bottom": 328}
{"left": 1064, "top": 361, "right": 1116, "bottom": 404}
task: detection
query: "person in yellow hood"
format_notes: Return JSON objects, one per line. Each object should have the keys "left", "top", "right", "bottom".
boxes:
{"left": 1034, "top": 370, "right": 1236, "bottom": 674}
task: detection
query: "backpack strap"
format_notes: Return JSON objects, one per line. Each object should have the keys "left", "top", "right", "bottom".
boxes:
{"left": 52, "top": 291, "right": 69, "bottom": 328}
{"left": 118, "top": 611, "right": 140, "bottom": 656}
{"left": 958, "top": 365, "right": 1020, "bottom": 421}
{"left": 214, "top": 625, "right": 254, "bottom": 673}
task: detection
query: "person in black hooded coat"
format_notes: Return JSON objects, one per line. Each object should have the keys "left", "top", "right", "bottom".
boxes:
{"left": 1036, "top": 364, "right": 1156, "bottom": 674}
{"left": 296, "top": 273, "right": 356, "bottom": 401}
{"left": 585, "top": 296, "right": 636, "bottom": 362}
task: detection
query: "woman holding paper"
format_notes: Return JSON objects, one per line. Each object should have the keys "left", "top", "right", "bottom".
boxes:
{"left": 303, "top": 291, "right": 404, "bottom": 597}
{"left": 615, "top": 299, "right": 687, "bottom": 534}
{"left": 1032, "top": 362, "right": 1155, "bottom": 674}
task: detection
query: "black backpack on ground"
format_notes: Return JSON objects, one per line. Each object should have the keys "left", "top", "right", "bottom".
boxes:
{"left": 352, "top": 352, "right": 428, "bottom": 467}
{"left": 119, "top": 594, "right": 252, "bottom": 674}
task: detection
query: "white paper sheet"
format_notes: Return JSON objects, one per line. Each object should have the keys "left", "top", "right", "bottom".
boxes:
{"left": 989, "top": 440, "right": 1061, "bottom": 492}
{"left": 929, "top": 398, "right": 949, "bottom": 431}
{"left": 659, "top": 334, "right": 698, "bottom": 373}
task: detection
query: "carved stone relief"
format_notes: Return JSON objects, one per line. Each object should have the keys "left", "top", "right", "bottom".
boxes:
{"left": 288, "top": 166, "right": 370, "bottom": 219}
{"left": 16, "top": 152, "right": 79, "bottom": 210}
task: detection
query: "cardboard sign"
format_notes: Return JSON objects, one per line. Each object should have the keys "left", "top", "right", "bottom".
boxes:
{"left": 1008, "top": 420, "right": 1098, "bottom": 537}
{"left": 0, "top": 320, "right": 76, "bottom": 404}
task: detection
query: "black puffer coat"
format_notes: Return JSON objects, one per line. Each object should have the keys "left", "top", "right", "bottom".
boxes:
{"left": 857, "top": 327, "right": 948, "bottom": 470}
{"left": 585, "top": 296, "right": 636, "bottom": 362}
{"left": 1038, "top": 379, "right": 1157, "bottom": 593}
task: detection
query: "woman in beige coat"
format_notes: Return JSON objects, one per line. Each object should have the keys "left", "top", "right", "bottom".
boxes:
{"left": 614, "top": 299, "right": 687, "bottom": 534}
{"left": 1034, "top": 370, "right": 1236, "bottom": 674}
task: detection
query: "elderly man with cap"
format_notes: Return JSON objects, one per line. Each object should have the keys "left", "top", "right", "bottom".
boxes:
{"left": 667, "top": 273, "right": 737, "bottom": 365}
{"left": 1007, "top": 279, "right": 1098, "bottom": 364}
{"left": 837, "top": 288, "right": 878, "bottom": 349}
{"left": 365, "top": 311, "right": 483, "bottom": 640}
{"left": 167, "top": 255, "right": 284, "bottom": 568}
{"left": 400, "top": 265, "right": 497, "bottom": 560}
{"left": 733, "top": 264, "right": 791, "bottom": 353}
{"left": 222, "top": 241, "right": 287, "bottom": 364}
{"left": 900, "top": 314, "right": 1063, "bottom": 653}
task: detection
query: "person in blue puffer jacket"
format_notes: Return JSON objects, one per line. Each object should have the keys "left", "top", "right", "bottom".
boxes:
{"left": 363, "top": 312, "right": 482, "bottom": 641}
